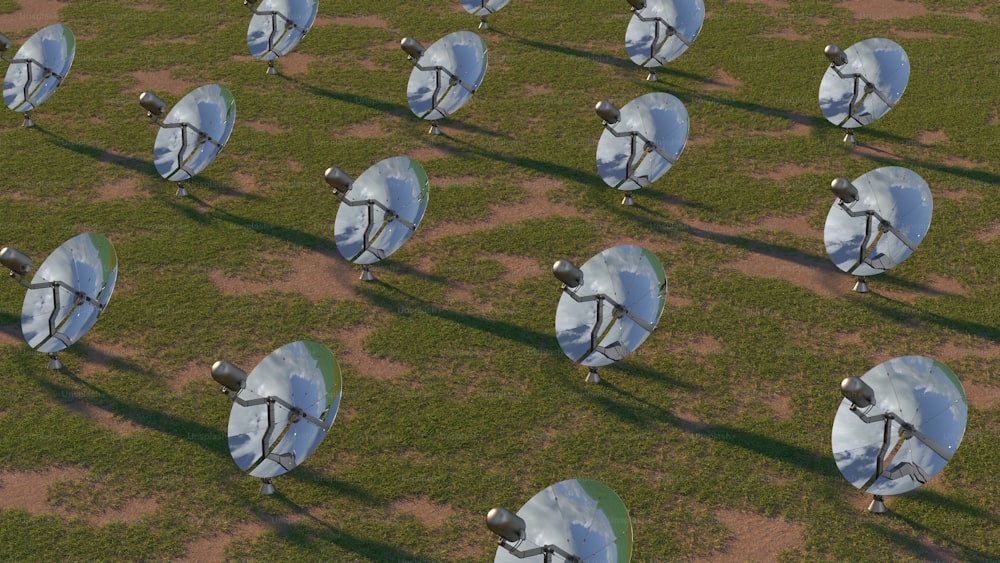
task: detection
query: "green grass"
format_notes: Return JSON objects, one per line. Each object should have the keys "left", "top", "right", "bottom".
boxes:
{"left": 0, "top": 0, "right": 998, "bottom": 561}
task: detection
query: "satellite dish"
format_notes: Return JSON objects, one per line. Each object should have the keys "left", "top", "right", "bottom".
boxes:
{"left": 138, "top": 84, "right": 237, "bottom": 197}
{"left": 624, "top": 0, "right": 705, "bottom": 81}
{"left": 461, "top": 0, "right": 511, "bottom": 30}
{"left": 323, "top": 157, "right": 429, "bottom": 281}
{"left": 402, "top": 31, "right": 488, "bottom": 134}
{"left": 818, "top": 38, "right": 909, "bottom": 143}
{"left": 1, "top": 23, "right": 76, "bottom": 127}
{"left": 0, "top": 234, "right": 117, "bottom": 369}
{"left": 832, "top": 356, "right": 967, "bottom": 513}
{"left": 212, "top": 340, "right": 342, "bottom": 495}
{"left": 487, "top": 478, "right": 633, "bottom": 562}
{"left": 823, "top": 166, "right": 931, "bottom": 293}
{"left": 595, "top": 93, "right": 689, "bottom": 205}
{"left": 244, "top": 0, "right": 319, "bottom": 75}
{"left": 553, "top": 245, "right": 666, "bottom": 383}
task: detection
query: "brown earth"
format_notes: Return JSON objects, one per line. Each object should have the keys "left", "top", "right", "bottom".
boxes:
{"left": 0, "top": 0, "right": 63, "bottom": 32}
{"left": 208, "top": 250, "right": 361, "bottom": 302}
{"left": 388, "top": 495, "right": 453, "bottom": 527}
{"left": 331, "top": 325, "right": 410, "bottom": 382}
{"left": 690, "top": 509, "right": 805, "bottom": 562}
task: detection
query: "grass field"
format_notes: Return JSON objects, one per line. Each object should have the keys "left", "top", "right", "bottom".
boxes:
{"left": 0, "top": 0, "right": 998, "bottom": 561}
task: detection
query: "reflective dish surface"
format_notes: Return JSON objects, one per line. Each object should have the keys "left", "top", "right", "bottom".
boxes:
{"left": 495, "top": 479, "right": 633, "bottom": 563}
{"left": 3, "top": 24, "right": 75, "bottom": 112}
{"left": 819, "top": 37, "right": 909, "bottom": 128}
{"left": 334, "top": 156, "right": 429, "bottom": 265}
{"left": 21, "top": 234, "right": 117, "bottom": 353}
{"left": 461, "top": 0, "right": 512, "bottom": 16}
{"left": 247, "top": 0, "right": 319, "bottom": 60}
{"left": 824, "top": 166, "right": 931, "bottom": 277}
{"left": 555, "top": 245, "right": 666, "bottom": 367}
{"left": 832, "top": 356, "right": 966, "bottom": 496}
{"left": 227, "top": 341, "right": 342, "bottom": 478}
{"left": 597, "top": 92, "right": 689, "bottom": 191}
{"left": 406, "top": 31, "right": 488, "bottom": 121}
{"left": 153, "top": 84, "right": 236, "bottom": 182}
{"left": 625, "top": 0, "right": 704, "bottom": 68}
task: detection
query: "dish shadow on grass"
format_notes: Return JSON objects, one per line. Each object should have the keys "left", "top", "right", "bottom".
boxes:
{"left": 868, "top": 508, "right": 996, "bottom": 562}
{"left": 164, "top": 196, "right": 336, "bottom": 251}
{"left": 449, "top": 135, "right": 605, "bottom": 189}
{"left": 590, "top": 377, "right": 696, "bottom": 426}
{"left": 858, "top": 292, "right": 1000, "bottom": 342}
{"left": 270, "top": 493, "right": 424, "bottom": 561}
{"left": 28, "top": 362, "right": 231, "bottom": 459}
{"left": 276, "top": 74, "right": 507, "bottom": 139}
{"left": 503, "top": 33, "right": 707, "bottom": 82}
{"left": 33, "top": 126, "right": 162, "bottom": 179}
{"left": 355, "top": 281, "right": 552, "bottom": 351}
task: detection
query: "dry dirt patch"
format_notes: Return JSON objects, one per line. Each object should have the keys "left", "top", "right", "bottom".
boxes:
{"left": 389, "top": 495, "right": 453, "bottom": 527}
{"left": 91, "top": 497, "right": 160, "bottom": 526}
{"left": 65, "top": 401, "right": 141, "bottom": 436}
{"left": 760, "top": 28, "right": 810, "bottom": 41}
{"left": 963, "top": 383, "right": 1000, "bottom": 410}
{"left": 209, "top": 250, "right": 360, "bottom": 302}
{"left": 872, "top": 273, "right": 968, "bottom": 303}
{"left": 0, "top": 323, "right": 21, "bottom": 346}
{"left": 728, "top": 252, "right": 844, "bottom": 298}
{"left": 0, "top": 467, "right": 89, "bottom": 516}
{"left": 749, "top": 162, "right": 814, "bottom": 180}
{"left": 408, "top": 145, "right": 462, "bottom": 161}
{"left": 0, "top": 0, "right": 63, "bottom": 32}
{"left": 274, "top": 52, "right": 316, "bottom": 75}
{"left": 703, "top": 70, "right": 743, "bottom": 92}
{"left": 331, "top": 325, "right": 409, "bottom": 382}
{"left": 244, "top": 120, "right": 287, "bottom": 134}
{"left": 96, "top": 177, "right": 141, "bottom": 201}
{"left": 131, "top": 69, "right": 200, "bottom": 96}
{"left": 341, "top": 120, "right": 389, "bottom": 139}
{"left": 181, "top": 519, "right": 271, "bottom": 562}
{"left": 975, "top": 224, "right": 1000, "bottom": 243}
{"left": 916, "top": 130, "right": 949, "bottom": 145}
{"left": 422, "top": 177, "right": 578, "bottom": 241}
{"left": 315, "top": 15, "right": 391, "bottom": 28}
{"left": 490, "top": 253, "right": 540, "bottom": 284}
{"left": 690, "top": 509, "right": 804, "bottom": 562}
{"left": 167, "top": 362, "right": 209, "bottom": 394}
{"left": 837, "top": 0, "right": 929, "bottom": 19}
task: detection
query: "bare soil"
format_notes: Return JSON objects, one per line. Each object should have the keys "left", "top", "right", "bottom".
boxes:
{"left": 388, "top": 495, "right": 454, "bottom": 527}
{"left": 837, "top": 0, "right": 929, "bottom": 19}
{"left": 208, "top": 250, "right": 361, "bottom": 302}
{"left": 331, "top": 325, "right": 410, "bottom": 382}
{"left": 691, "top": 509, "right": 805, "bottom": 562}
{"left": 0, "top": 0, "right": 63, "bottom": 32}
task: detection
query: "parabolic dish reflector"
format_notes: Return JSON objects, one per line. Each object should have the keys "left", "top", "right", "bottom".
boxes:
{"left": 597, "top": 92, "right": 688, "bottom": 192}
{"left": 247, "top": 0, "right": 319, "bottom": 61}
{"left": 824, "top": 166, "right": 931, "bottom": 277}
{"left": 832, "top": 356, "right": 966, "bottom": 496}
{"left": 819, "top": 37, "right": 909, "bottom": 129}
{"left": 556, "top": 245, "right": 666, "bottom": 367}
{"left": 625, "top": 0, "right": 704, "bottom": 68}
{"left": 406, "top": 30, "right": 488, "bottom": 121}
{"left": 227, "top": 340, "right": 342, "bottom": 479}
{"left": 3, "top": 23, "right": 75, "bottom": 112}
{"left": 461, "top": 0, "right": 512, "bottom": 16}
{"left": 20, "top": 234, "right": 117, "bottom": 353}
{"left": 153, "top": 84, "right": 236, "bottom": 182}
{"left": 495, "top": 479, "right": 633, "bottom": 563}
{"left": 334, "top": 156, "right": 429, "bottom": 265}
